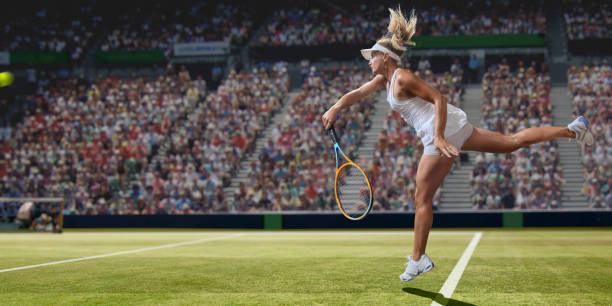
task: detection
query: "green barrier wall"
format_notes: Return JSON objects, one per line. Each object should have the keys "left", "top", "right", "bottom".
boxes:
{"left": 251, "top": 34, "right": 546, "bottom": 61}
{"left": 503, "top": 212, "right": 524, "bottom": 228}
{"left": 264, "top": 214, "right": 283, "bottom": 230}
{"left": 95, "top": 50, "right": 165, "bottom": 63}
{"left": 412, "top": 34, "right": 546, "bottom": 49}
{"left": 10, "top": 52, "right": 70, "bottom": 65}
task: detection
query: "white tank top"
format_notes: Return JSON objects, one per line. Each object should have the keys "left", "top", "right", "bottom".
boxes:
{"left": 386, "top": 68, "right": 468, "bottom": 146}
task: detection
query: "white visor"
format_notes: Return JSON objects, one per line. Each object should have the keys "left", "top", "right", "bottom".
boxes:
{"left": 360, "top": 43, "right": 402, "bottom": 63}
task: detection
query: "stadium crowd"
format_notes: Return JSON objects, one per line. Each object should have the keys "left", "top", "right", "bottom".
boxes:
{"left": 562, "top": 0, "right": 611, "bottom": 40}
{"left": 257, "top": 1, "right": 546, "bottom": 47}
{"left": 417, "top": 1, "right": 546, "bottom": 36}
{"left": 1, "top": 0, "right": 549, "bottom": 60}
{"left": 3, "top": 0, "right": 610, "bottom": 216}
{"left": 470, "top": 60, "right": 564, "bottom": 210}
{"left": 1, "top": 3, "right": 102, "bottom": 61}
{"left": 567, "top": 62, "right": 612, "bottom": 209}
{"left": 124, "top": 63, "right": 289, "bottom": 214}
{"left": 232, "top": 65, "right": 374, "bottom": 212}
{"left": 100, "top": 2, "right": 257, "bottom": 54}
{"left": 0, "top": 1, "right": 258, "bottom": 61}
{"left": 0, "top": 67, "right": 205, "bottom": 215}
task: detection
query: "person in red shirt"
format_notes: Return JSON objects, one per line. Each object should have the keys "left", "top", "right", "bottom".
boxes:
{"left": 118, "top": 141, "right": 131, "bottom": 160}
{"left": 211, "top": 133, "right": 222, "bottom": 148}
{"left": 232, "top": 132, "right": 247, "bottom": 151}
{"left": 304, "top": 181, "right": 318, "bottom": 201}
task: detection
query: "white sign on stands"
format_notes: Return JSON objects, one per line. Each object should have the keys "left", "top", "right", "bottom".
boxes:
{"left": 173, "top": 42, "right": 230, "bottom": 57}
{"left": 0, "top": 51, "right": 9, "bottom": 65}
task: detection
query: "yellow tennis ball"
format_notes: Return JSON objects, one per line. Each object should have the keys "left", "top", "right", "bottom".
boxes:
{"left": 0, "top": 72, "right": 14, "bottom": 87}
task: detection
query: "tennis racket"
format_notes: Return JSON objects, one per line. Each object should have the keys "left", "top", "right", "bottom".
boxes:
{"left": 328, "top": 127, "right": 373, "bottom": 220}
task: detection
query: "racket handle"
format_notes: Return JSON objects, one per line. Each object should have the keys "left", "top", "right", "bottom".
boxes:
{"left": 328, "top": 127, "right": 339, "bottom": 144}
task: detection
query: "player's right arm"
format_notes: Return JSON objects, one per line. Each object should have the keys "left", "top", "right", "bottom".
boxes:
{"left": 322, "top": 75, "right": 385, "bottom": 130}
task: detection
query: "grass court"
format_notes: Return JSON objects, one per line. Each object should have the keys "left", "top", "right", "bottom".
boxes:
{"left": 1, "top": 228, "right": 611, "bottom": 305}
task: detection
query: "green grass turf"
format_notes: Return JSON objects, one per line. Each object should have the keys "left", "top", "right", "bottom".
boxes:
{"left": 0, "top": 229, "right": 610, "bottom": 305}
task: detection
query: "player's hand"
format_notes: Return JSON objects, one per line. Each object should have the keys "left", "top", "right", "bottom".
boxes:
{"left": 434, "top": 137, "right": 459, "bottom": 158}
{"left": 321, "top": 107, "right": 338, "bottom": 130}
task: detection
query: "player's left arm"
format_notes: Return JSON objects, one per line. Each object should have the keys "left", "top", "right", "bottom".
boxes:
{"left": 396, "top": 70, "right": 459, "bottom": 158}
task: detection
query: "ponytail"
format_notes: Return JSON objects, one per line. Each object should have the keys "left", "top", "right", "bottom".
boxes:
{"left": 387, "top": 7, "right": 417, "bottom": 50}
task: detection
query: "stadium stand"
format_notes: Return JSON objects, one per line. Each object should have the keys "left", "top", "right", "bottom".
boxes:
{"left": 0, "top": 70, "right": 203, "bottom": 214}
{"left": 470, "top": 60, "right": 563, "bottom": 209}
{"left": 567, "top": 62, "right": 612, "bottom": 209}
{"left": 235, "top": 65, "right": 374, "bottom": 212}
{"left": 562, "top": 0, "right": 610, "bottom": 41}
{"left": 0, "top": 2, "right": 102, "bottom": 61}
{"left": 131, "top": 63, "right": 289, "bottom": 214}
{"left": 100, "top": 2, "right": 259, "bottom": 54}
{"left": 0, "top": 0, "right": 610, "bottom": 215}
{"left": 256, "top": 0, "right": 546, "bottom": 47}
{"left": 561, "top": 0, "right": 612, "bottom": 56}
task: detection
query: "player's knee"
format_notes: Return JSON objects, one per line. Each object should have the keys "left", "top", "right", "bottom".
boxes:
{"left": 414, "top": 200, "right": 433, "bottom": 214}
{"left": 414, "top": 190, "right": 433, "bottom": 206}
{"left": 505, "top": 135, "right": 524, "bottom": 153}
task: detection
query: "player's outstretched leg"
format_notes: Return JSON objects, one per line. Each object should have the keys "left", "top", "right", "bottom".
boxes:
{"left": 461, "top": 116, "right": 593, "bottom": 153}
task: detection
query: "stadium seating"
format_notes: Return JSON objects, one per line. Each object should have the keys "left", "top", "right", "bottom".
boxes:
{"left": 566, "top": 62, "right": 612, "bottom": 208}
{"left": 0, "top": 2, "right": 102, "bottom": 61}
{"left": 471, "top": 61, "right": 563, "bottom": 209}
{"left": 1, "top": 0, "right": 610, "bottom": 216}
{"left": 100, "top": 2, "right": 259, "bottom": 54}
{"left": 235, "top": 65, "right": 375, "bottom": 212}
{"left": 562, "top": 0, "right": 610, "bottom": 40}
{"left": 0, "top": 70, "right": 203, "bottom": 214}
{"left": 562, "top": 0, "right": 612, "bottom": 56}
{"left": 256, "top": 1, "right": 546, "bottom": 47}
{"left": 141, "top": 64, "right": 289, "bottom": 213}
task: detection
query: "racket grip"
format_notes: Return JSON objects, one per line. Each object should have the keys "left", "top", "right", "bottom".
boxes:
{"left": 328, "top": 127, "right": 339, "bottom": 144}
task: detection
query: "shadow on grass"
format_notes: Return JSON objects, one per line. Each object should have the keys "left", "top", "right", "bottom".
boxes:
{"left": 403, "top": 287, "right": 476, "bottom": 306}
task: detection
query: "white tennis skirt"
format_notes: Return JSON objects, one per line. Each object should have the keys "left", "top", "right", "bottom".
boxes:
{"left": 422, "top": 123, "right": 474, "bottom": 156}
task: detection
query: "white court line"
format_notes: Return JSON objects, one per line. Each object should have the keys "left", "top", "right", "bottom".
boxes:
{"left": 431, "top": 232, "right": 483, "bottom": 306}
{"left": 0, "top": 231, "right": 476, "bottom": 236}
{"left": 243, "top": 231, "right": 477, "bottom": 236}
{"left": 0, "top": 231, "right": 478, "bottom": 237}
{"left": 0, "top": 233, "right": 243, "bottom": 274}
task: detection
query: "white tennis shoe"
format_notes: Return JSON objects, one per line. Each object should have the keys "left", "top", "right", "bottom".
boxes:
{"left": 567, "top": 116, "right": 594, "bottom": 145}
{"left": 399, "top": 254, "right": 434, "bottom": 282}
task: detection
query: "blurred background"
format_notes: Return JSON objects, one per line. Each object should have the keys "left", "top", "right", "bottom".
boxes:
{"left": 0, "top": 0, "right": 610, "bottom": 220}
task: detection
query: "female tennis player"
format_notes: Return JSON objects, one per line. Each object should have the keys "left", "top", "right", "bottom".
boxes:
{"left": 321, "top": 7, "right": 593, "bottom": 282}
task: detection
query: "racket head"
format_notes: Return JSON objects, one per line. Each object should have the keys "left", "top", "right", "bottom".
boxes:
{"left": 334, "top": 162, "right": 373, "bottom": 220}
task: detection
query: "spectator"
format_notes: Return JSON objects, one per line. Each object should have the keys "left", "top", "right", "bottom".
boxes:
{"left": 468, "top": 55, "right": 480, "bottom": 83}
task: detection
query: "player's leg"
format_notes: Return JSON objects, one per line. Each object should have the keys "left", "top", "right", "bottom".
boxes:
{"left": 400, "top": 153, "right": 454, "bottom": 282}
{"left": 461, "top": 117, "right": 593, "bottom": 153}
{"left": 460, "top": 126, "right": 570, "bottom": 153}
{"left": 412, "top": 154, "right": 454, "bottom": 260}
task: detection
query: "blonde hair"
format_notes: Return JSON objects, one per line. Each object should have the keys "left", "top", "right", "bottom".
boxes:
{"left": 377, "top": 7, "right": 417, "bottom": 62}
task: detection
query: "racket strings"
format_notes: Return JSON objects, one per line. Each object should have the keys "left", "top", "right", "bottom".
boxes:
{"left": 337, "top": 164, "right": 371, "bottom": 218}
